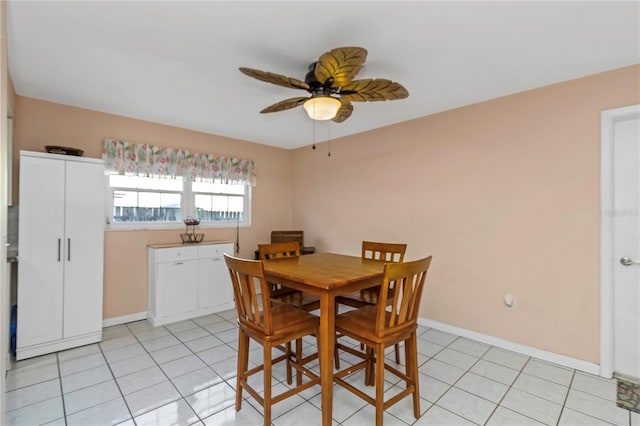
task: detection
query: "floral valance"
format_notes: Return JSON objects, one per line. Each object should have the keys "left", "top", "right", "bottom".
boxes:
{"left": 102, "top": 139, "right": 256, "bottom": 186}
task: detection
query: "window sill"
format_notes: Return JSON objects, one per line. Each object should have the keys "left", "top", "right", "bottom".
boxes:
{"left": 106, "top": 221, "right": 250, "bottom": 231}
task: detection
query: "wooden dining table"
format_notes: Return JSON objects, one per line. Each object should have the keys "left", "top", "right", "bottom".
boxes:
{"left": 262, "top": 252, "right": 385, "bottom": 426}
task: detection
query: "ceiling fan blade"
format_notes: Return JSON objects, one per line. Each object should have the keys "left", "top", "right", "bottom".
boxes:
{"left": 340, "top": 79, "right": 409, "bottom": 102}
{"left": 314, "top": 47, "right": 367, "bottom": 88}
{"left": 239, "top": 67, "right": 310, "bottom": 91}
{"left": 260, "top": 97, "right": 308, "bottom": 113}
{"left": 332, "top": 101, "right": 353, "bottom": 123}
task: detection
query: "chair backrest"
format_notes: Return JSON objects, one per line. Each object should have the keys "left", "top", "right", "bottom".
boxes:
{"left": 375, "top": 256, "right": 432, "bottom": 337}
{"left": 258, "top": 241, "right": 301, "bottom": 260}
{"left": 362, "top": 241, "right": 407, "bottom": 263}
{"left": 271, "top": 230, "right": 305, "bottom": 246}
{"left": 257, "top": 242, "right": 300, "bottom": 296}
{"left": 224, "top": 254, "right": 274, "bottom": 335}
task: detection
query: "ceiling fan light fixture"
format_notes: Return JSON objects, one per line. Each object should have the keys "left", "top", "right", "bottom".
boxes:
{"left": 303, "top": 96, "right": 341, "bottom": 121}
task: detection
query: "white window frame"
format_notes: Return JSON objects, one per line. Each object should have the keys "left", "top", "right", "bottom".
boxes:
{"left": 105, "top": 175, "right": 251, "bottom": 230}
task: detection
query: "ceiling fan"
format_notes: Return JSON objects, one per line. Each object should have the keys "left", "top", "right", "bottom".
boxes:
{"left": 239, "top": 47, "right": 409, "bottom": 123}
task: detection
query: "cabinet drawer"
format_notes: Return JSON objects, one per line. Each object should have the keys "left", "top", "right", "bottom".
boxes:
{"left": 154, "top": 246, "right": 198, "bottom": 263}
{"left": 199, "top": 243, "right": 233, "bottom": 258}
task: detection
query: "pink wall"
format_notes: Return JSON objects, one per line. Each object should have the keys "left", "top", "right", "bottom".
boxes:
{"left": 11, "top": 98, "right": 295, "bottom": 318}
{"left": 11, "top": 65, "right": 639, "bottom": 363}
{"left": 291, "top": 65, "right": 640, "bottom": 363}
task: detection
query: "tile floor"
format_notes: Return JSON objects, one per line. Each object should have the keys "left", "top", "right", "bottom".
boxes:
{"left": 4, "top": 309, "right": 637, "bottom": 426}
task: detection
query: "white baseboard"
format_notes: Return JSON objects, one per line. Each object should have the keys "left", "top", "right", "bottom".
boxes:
{"left": 419, "top": 317, "right": 600, "bottom": 376}
{"left": 100, "top": 313, "right": 600, "bottom": 375}
{"left": 103, "top": 312, "right": 148, "bottom": 328}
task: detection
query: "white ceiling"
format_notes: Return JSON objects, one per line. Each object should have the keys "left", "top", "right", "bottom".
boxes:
{"left": 6, "top": 1, "right": 639, "bottom": 149}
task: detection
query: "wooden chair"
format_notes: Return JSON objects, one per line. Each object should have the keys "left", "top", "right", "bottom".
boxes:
{"left": 224, "top": 254, "right": 320, "bottom": 426}
{"left": 258, "top": 241, "right": 321, "bottom": 312}
{"left": 333, "top": 256, "right": 432, "bottom": 426}
{"left": 335, "top": 241, "right": 407, "bottom": 366}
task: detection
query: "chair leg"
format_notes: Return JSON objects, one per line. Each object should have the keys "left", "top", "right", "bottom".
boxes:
{"left": 263, "top": 343, "right": 272, "bottom": 426}
{"left": 408, "top": 334, "right": 421, "bottom": 419}
{"left": 296, "top": 338, "right": 303, "bottom": 386}
{"left": 365, "top": 346, "right": 375, "bottom": 386}
{"left": 236, "top": 329, "right": 249, "bottom": 411}
{"left": 285, "top": 341, "right": 292, "bottom": 385}
{"left": 375, "top": 343, "right": 385, "bottom": 426}
{"left": 334, "top": 304, "right": 341, "bottom": 369}
{"left": 394, "top": 343, "right": 401, "bottom": 364}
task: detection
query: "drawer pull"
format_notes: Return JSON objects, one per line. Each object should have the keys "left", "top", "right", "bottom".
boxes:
{"left": 174, "top": 261, "right": 184, "bottom": 265}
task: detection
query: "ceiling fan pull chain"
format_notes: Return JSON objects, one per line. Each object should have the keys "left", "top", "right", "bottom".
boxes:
{"left": 328, "top": 123, "right": 331, "bottom": 157}
{"left": 312, "top": 115, "right": 316, "bottom": 149}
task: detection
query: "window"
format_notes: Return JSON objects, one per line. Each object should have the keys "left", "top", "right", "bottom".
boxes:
{"left": 192, "top": 181, "right": 245, "bottom": 222}
{"left": 110, "top": 175, "right": 183, "bottom": 223}
{"left": 107, "top": 174, "right": 250, "bottom": 228}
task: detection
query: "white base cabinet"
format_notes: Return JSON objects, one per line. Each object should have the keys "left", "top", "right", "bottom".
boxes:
{"left": 148, "top": 242, "right": 235, "bottom": 326}
{"left": 17, "top": 151, "right": 104, "bottom": 360}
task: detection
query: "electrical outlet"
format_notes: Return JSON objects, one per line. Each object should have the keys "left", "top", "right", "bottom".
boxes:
{"left": 504, "top": 293, "right": 514, "bottom": 309}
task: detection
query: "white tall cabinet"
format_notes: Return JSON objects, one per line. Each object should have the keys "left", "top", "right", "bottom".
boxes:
{"left": 17, "top": 151, "right": 104, "bottom": 360}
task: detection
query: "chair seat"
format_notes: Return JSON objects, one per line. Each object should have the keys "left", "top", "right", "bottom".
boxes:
{"left": 336, "top": 305, "right": 415, "bottom": 345}
{"left": 271, "top": 291, "right": 321, "bottom": 312}
{"left": 269, "top": 304, "right": 319, "bottom": 336}
{"left": 243, "top": 304, "right": 319, "bottom": 343}
{"left": 337, "top": 287, "right": 381, "bottom": 307}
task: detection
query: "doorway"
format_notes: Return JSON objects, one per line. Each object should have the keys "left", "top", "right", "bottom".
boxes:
{"left": 600, "top": 104, "right": 640, "bottom": 381}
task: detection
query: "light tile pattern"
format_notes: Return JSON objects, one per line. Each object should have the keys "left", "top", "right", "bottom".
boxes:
{"left": 4, "top": 309, "right": 634, "bottom": 425}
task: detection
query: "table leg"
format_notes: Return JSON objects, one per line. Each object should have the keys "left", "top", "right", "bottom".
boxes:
{"left": 319, "top": 292, "right": 334, "bottom": 426}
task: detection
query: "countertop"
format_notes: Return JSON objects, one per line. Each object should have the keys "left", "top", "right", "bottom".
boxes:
{"left": 148, "top": 240, "right": 234, "bottom": 249}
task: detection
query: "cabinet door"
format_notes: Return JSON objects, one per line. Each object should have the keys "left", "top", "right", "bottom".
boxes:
{"left": 63, "top": 160, "right": 105, "bottom": 338}
{"left": 157, "top": 260, "right": 198, "bottom": 317}
{"left": 17, "top": 156, "right": 65, "bottom": 348}
{"left": 197, "top": 244, "right": 234, "bottom": 310}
